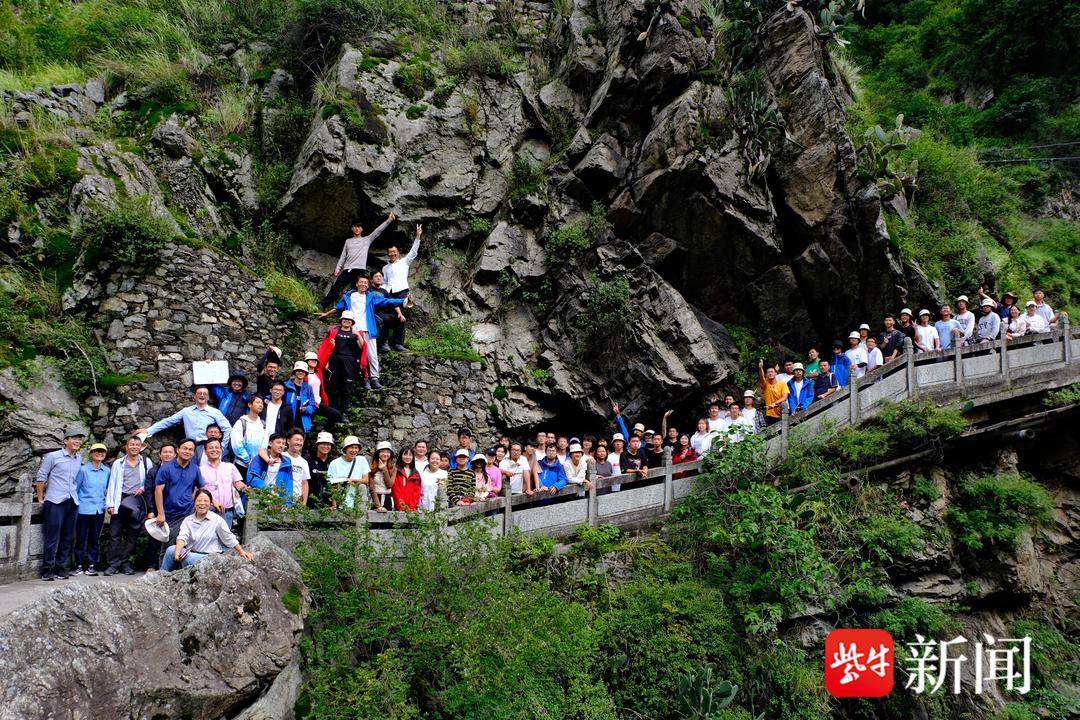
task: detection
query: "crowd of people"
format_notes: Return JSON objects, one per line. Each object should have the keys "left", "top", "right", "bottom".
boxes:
{"left": 30, "top": 210, "right": 1068, "bottom": 582}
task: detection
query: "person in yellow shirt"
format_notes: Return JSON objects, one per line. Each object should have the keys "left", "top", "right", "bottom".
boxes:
{"left": 758, "top": 359, "right": 790, "bottom": 426}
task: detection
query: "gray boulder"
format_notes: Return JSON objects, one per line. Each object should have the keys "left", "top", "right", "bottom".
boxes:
{"left": 0, "top": 360, "right": 84, "bottom": 499}
{"left": 0, "top": 537, "right": 304, "bottom": 720}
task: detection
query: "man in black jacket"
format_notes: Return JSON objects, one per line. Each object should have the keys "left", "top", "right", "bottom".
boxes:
{"left": 261, "top": 381, "right": 295, "bottom": 435}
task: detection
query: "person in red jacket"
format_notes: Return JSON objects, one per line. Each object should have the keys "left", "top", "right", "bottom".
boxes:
{"left": 392, "top": 446, "right": 422, "bottom": 511}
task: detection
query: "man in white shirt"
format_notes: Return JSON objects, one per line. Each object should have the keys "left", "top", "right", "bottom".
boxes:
{"left": 706, "top": 403, "right": 725, "bottom": 432}
{"left": 382, "top": 224, "right": 423, "bottom": 352}
{"left": 722, "top": 402, "right": 754, "bottom": 443}
{"left": 844, "top": 332, "right": 869, "bottom": 379}
{"left": 774, "top": 360, "right": 795, "bottom": 385}
{"left": 499, "top": 442, "right": 531, "bottom": 494}
{"left": 1023, "top": 300, "right": 1050, "bottom": 333}
{"left": 1031, "top": 289, "right": 1058, "bottom": 326}
{"left": 286, "top": 430, "right": 311, "bottom": 504}
{"left": 865, "top": 336, "right": 884, "bottom": 373}
{"left": 413, "top": 439, "right": 430, "bottom": 473}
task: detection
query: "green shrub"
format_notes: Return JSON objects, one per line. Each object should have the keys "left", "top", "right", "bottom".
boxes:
{"left": 445, "top": 39, "right": 516, "bottom": 79}
{"left": 404, "top": 102, "right": 427, "bottom": 119}
{"left": 573, "top": 524, "right": 623, "bottom": 559}
{"left": 1043, "top": 382, "right": 1080, "bottom": 409}
{"left": 545, "top": 204, "right": 605, "bottom": 263}
{"left": 492, "top": 384, "right": 507, "bottom": 399}
{"left": 78, "top": 195, "right": 177, "bottom": 270}
{"left": 392, "top": 59, "right": 436, "bottom": 100}
{"left": 869, "top": 598, "right": 957, "bottom": 640}
{"left": 265, "top": 270, "right": 318, "bottom": 317}
{"left": 507, "top": 153, "right": 543, "bottom": 200}
{"left": 857, "top": 514, "right": 924, "bottom": 563}
{"left": 575, "top": 277, "right": 630, "bottom": 342}
{"left": 406, "top": 319, "right": 481, "bottom": 362}
{"left": 948, "top": 473, "right": 1053, "bottom": 550}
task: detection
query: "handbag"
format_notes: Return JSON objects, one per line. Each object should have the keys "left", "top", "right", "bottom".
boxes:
{"left": 232, "top": 486, "right": 246, "bottom": 518}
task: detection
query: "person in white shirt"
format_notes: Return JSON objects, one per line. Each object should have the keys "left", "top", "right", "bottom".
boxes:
{"left": 286, "top": 430, "right": 311, "bottom": 504}
{"left": 499, "top": 442, "right": 531, "bottom": 494}
{"left": 774, "top": 360, "right": 795, "bottom": 385}
{"left": 1005, "top": 305, "right": 1028, "bottom": 340}
{"left": 954, "top": 295, "right": 976, "bottom": 345}
{"left": 327, "top": 436, "right": 371, "bottom": 510}
{"left": 563, "top": 443, "right": 592, "bottom": 497}
{"left": 722, "top": 402, "right": 754, "bottom": 443}
{"left": 304, "top": 351, "right": 321, "bottom": 406}
{"left": 413, "top": 439, "right": 430, "bottom": 473}
{"left": 1031, "top": 289, "right": 1058, "bottom": 326}
{"left": 419, "top": 449, "right": 447, "bottom": 510}
{"left": 858, "top": 323, "right": 871, "bottom": 351}
{"left": 914, "top": 309, "right": 941, "bottom": 353}
{"left": 690, "top": 418, "right": 711, "bottom": 453}
{"left": 865, "top": 336, "right": 884, "bottom": 373}
{"left": 705, "top": 403, "right": 725, "bottom": 432}
{"left": 1022, "top": 300, "right": 1050, "bottom": 333}
{"left": 844, "top": 331, "right": 869, "bottom": 379}
{"left": 381, "top": 224, "right": 423, "bottom": 351}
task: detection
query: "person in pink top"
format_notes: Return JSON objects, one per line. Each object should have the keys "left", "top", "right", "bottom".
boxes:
{"left": 199, "top": 438, "right": 244, "bottom": 530}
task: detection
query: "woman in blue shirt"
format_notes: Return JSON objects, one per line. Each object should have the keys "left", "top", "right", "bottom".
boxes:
{"left": 73, "top": 443, "right": 110, "bottom": 575}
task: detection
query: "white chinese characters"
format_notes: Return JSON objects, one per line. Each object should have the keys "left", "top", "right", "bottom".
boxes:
{"left": 903, "top": 634, "right": 1031, "bottom": 695}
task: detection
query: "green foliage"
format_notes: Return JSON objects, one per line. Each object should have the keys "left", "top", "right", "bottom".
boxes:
{"left": 492, "top": 384, "right": 508, "bottom": 400}
{"left": 78, "top": 195, "right": 177, "bottom": 270}
{"left": 469, "top": 217, "right": 493, "bottom": 236}
{"left": 573, "top": 524, "right": 623, "bottom": 559}
{"left": 265, "top": 270, "right": 318, "bottom": 317}
{"left": 298, "top": 522, "right": 617, "bottom": 720}
{"left": 727, "top": 70, "right": 779, "bottom": 177}
{"left": 816, "top": 1, "right": 857, "bottom": 47}
{"left": 1043, "top": 382, "right": 1080, "bottom": 408}
{"left": 574, "top": 277, "right": 630, "bottom": 343}
{"left": 530, "top": 367, "right": 551, "bottom": 384}
{"left": 280, "top": 584, "right": 302, "bottom": 615}
{"left": 948, "top": 473, "right": 1052, "bottom": 550}
{"left": 545, "top": 203, "right": 605, "bottom": 264}
{"left": 392, "top": 57, "right": 437, "bottom": 100}
{"left": 404, "top": 102, "right": 427, "bottom": 119}
{"left": 406, "top": 319, "right": 481, "bottom": 362}
{"left": 857, "top": 514, "right": 924, "bottom": 564}
{"left": 992, "top": 706, "right": 1038, "bottom": 720}
{"left": 856, "top": 113, "right": 919, "bottom": 201}
{"left": 676, "top": 666, "right": 740, "bottom": 719}
{"left": 507, "top": 153, "right": 543, "bottom": 200}
{"left": 869, "top": 598, "right": 957, "bottom": 640}
{"left": 445, "top": 39, "right": 516, "bottom": 79}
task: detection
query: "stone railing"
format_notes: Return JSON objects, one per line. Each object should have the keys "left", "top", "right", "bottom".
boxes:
{"left": 249, "top": 447, "right": 704, "bottom": 553}
{"left": 768, "top": 320, "right": 1080, "bottom": 461}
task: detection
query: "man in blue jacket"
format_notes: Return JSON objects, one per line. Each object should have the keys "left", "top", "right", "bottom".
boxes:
{"left": 787, "top": 363, "right": 815, "bottom": 416}
{"left": 245, "top": 433, "right": 296, "bottom": 505}
{"left": 283, "top": 362, "right": 316, "bottom": 432}
{"left": 318, "top": 273, "right": 409, "bottom": 390}
{"left": 535, "top": 444, "right": 568, "bottom": 495}
{"left": 212, "top": 373, "right": 250, "bottom": 426}
{"left": 830, "top": 341, "right": 851, "bottom": 388}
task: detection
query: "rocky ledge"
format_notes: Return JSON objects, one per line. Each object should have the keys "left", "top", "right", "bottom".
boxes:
{"left": 0, "top": 537, "right": 304, "bottom": 720}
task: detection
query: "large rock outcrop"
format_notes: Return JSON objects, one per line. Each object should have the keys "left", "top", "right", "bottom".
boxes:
{"left": 0, "top": 537, "right": 304, "bottom": 720}
{"left": 279, "top": 2, "right": 936, "bottom": 427}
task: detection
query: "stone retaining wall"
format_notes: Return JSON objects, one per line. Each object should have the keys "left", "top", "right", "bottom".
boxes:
{"left": 352, "top": 353, "right": 499, "bottom": 452}
{"left": 68, "top": 242, "right": 284, "bottom": 448}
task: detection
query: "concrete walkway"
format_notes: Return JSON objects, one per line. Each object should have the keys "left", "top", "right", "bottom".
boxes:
{"left": 0, "top": 573, "right": 141, "bottom": 616}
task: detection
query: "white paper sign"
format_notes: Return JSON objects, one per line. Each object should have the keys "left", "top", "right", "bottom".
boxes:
{"left": 192, "top": 360, "right": 230, "bottom": 386}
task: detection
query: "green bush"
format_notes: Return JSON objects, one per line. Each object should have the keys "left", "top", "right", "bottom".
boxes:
{"left": 948, "top": 473, "right": 1052, "bottom": 550}
{"left": 406, "top": 319, "right": 481, "bottom": 362}
{"left": 404, "top": 102, "right": 427, "bottom": 119}
{"left": 392, "top": 58, "right": 436, "bottom": 100}
{"left": 869, "top": 598, "right": 957, "bottom": 640}
{"left": 1044, "top": 382, "right": 1080, "bottom": 409}
{"left": 78, "top": 195, "right": 177, "bottom": 269}
{"left": 575, "top": 277, "right": 630, "bottom": 342}
{"left": 264, "top": 270, "right": 317, "bottom": 317}
{"left": 507, "top": 153, "right": 543, "bottom": 200}
{"left": 445, "top": 39, "right": 516, "bottom": 79}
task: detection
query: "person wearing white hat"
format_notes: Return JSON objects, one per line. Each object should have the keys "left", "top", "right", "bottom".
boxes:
{"left": 954, "top": 296, "right": 975, "bottom": 345}
{"left": 787, "top": 363, "right": 814, "bottom": 416}
{"left": 369, "top": 440, "right": 397, "bottom": 512}
{"left": 303, "top": 351, "right": 323, "bottom": 409}
{"left": 563, "top": 443, "right": 592, "bottom": 496}
{"left": 914, "top": 309, "right": 941, "bottom": 353}
{"left": 447, "top": 448, "right": 476, "bottom": 505}
{"left": 1022, "top": 299, "right": 1050, "bottom": 334}
{"left": 897, "top": 308, "right": 917, "bottom": 346}
{"left": 305, "top": 431, "right": 335, "bottom": 508}
{"left": 72, "top": 442, "right": 110, "bottom": 576}
{"left": 324, "top": 310, "right": 364, "bottom": 412}
{"left": 844, "top": 331, "right": 869, "bottom": 379}
{"left": 283, "top": 361, "right": 317, "bottom": 433}
{"left": 327, "top": 435, "right": 370, "bottom": 510}
{"left": 741, "top": 390, "right": 765, "bottom": 433}
{"left": 976, "top": 297, "right": 1002, "bottom": 343}
{"left": 858, "top": 323, "right": 871, "bottom": 350}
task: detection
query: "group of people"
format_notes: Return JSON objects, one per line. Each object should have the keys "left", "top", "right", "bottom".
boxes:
{"left": 30, "top": 207, "right": 1068, "bottom": 582}
{"left": 753, "top": 287, "right": 1064, "bottom": 425}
